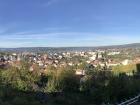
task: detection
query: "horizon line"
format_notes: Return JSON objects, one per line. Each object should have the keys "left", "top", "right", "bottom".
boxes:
{"left": 0, "top": 42, "right": 139, "bottom": 49}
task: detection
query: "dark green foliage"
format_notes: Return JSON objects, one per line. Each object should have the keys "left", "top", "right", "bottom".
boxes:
{"left": 54, "top": 70, "right": 78, "bottom": 92}
{"left": 0, "top": 62, "right": 140, "bottom": 105}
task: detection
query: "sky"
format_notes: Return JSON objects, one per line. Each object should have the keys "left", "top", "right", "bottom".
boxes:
{"left": 1, "top": 0, "right": 140, "bottom": 47}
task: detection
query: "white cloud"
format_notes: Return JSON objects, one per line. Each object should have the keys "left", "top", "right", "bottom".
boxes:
{"left": 0, "top": 31, "right": 140, "bottom": 47}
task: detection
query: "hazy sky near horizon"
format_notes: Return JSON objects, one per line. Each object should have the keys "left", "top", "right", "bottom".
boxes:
{"left": 1, "top": 0, "right": 140, "bottom": 47}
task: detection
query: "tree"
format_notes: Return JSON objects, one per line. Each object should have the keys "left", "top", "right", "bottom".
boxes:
{"left": 57, "top": 69, "right": 79, "bottom": 92}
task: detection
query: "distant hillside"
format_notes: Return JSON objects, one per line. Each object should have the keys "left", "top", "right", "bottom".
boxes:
{"left": 95, "top": 43, "right": 140, "bottom": 49}
{"left": 0, "top": 43, "right": 140, "bottom": 52}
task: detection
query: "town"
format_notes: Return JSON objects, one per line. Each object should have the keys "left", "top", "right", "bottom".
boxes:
{"left": 0, "top": 47, "right": 140, "bottom": 76}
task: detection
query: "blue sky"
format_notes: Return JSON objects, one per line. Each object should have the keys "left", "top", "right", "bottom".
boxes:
{"left": 1, "top": 0, "right": 140, "bottom": 47}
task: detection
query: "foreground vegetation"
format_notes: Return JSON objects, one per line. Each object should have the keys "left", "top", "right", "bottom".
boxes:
{"left": 0, "top": 62, "right": 140, "bottom": 105}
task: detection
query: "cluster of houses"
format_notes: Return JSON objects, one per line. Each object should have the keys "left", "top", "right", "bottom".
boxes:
{"left": 0, "top": 50, "right": 140, "bottom": 76}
